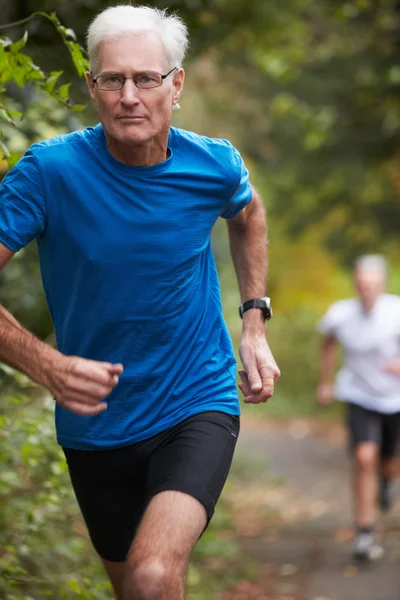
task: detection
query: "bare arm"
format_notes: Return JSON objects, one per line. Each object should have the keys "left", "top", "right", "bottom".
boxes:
{"left": 383, "top": 359, "right": 400, "bottom": 375}
{"left": 316, "top": 334, "right": 338, "bottom": 405}
{"left": 0, "top": 243, "right": 123, "bottom": 415}
{"left": 227, "top": 187, "right": 280, "bottom": 404}
{"left": 228, "top": 187, "right": 268, "bottom": 301}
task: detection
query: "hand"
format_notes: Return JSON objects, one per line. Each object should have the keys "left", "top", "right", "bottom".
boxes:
{"left": 383, "top": 359, "right": 400, "bottom": 375}
{"left": 46, "top": 354, "right": 124, "bottom": 416}
{"left": 316, "top": 382, "right": 334, "bottom": 405}
{"left": 238, "top": 333, "right": 280, "bottom": 404}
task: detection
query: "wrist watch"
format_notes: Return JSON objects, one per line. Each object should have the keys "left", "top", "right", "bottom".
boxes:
{"left": 239, "top": 296, "right": 272, "bottom": 320}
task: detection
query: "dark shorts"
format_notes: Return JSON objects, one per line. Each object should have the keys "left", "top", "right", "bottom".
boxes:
{"left": 347, "top": 403, "right": 400, "bottom": 458}
{"left": 63, "top": 410, "right": 240, "bottom": 562}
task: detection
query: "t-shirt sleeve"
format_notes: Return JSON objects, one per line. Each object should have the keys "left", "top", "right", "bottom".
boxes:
{"left": 220, "top": 146, "right": 253, "bottom": 219}
{"left": 318, "top": 303, "right": 340, "bottom": 337}
{"left": 0, "top": 148, "right": 46, "bottom": 252}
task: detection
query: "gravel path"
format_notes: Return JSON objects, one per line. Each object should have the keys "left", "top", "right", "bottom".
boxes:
{"left": 234, "top": 415, "right": 400, "bottom": 600}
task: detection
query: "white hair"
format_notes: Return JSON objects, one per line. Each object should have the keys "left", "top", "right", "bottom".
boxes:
{"left": 87, "top": 5, "right": 189, "bottom": 74}
{"left": 354, "top": 254, "right": 388, "bottom": 275}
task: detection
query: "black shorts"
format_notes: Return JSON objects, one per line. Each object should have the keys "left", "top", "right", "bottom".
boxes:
{"left": 63, "top": 410, "right": 239, "bottom": 562}
{"left": 347, "top": 403, "right": 400, "bottom": 458}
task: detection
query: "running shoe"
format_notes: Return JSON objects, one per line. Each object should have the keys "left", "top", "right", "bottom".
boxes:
{"left": 353, "top": 532, "right": 384, "bottom": 562}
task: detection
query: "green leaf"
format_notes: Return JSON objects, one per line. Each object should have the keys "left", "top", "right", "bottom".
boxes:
{"left": 6, "top": 152, "right": 20, "bottom": 168}
{"left": 11, "top": 65, "right": 28, "bottom": 87}
{"left": 69, "top": 42, "right": 89, "bottom": 77}
{"left": 42, "top": 70, "right": 63, "bottom": 94}
{"left": 0, "top": 138, "right": 10, "bottom": 158}
{"left": 0, "top": 107, "right": 15, "bottom": 124}
{"left": 0, "top": 48, "right": 11, "bottom": 79}
{"left": 58, "top": 83, "right": 70, "bottom": 100}
{"left": 9, "top": 31, "right": 28, "bottom": 53}
{"left": 6, "top": 109, "right": 23, "bottom": 120}
{"left": 0, "top": 36, "right": 12, "bottom": 49}
{"left": 64, "top": 28, "right": 77, "bottom": 41}
{"left": 70, "top": 104, "right": 86, "bottom": 112}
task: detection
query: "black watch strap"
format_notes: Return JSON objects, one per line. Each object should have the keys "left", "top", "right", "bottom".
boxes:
{"left": 239, "top": 297, "right": 272, "bottom": 320}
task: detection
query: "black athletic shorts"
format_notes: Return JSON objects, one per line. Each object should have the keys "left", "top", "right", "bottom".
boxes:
{"left": 347, "top": 402, "right": 400, "bottom": 458}
{"left": 63, "top": 410, "right": 240, "bottom": 562}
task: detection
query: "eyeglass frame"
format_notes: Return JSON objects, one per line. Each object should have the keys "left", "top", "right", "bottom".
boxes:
{"left": 92, "top": 67, "right": 178, "bottom": 91}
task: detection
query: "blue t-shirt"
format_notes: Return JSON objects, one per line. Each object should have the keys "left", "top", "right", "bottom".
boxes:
{"left": 0, "top": 124, "right": 252, "bottom": 449}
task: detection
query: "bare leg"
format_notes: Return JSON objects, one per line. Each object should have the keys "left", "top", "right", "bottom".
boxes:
{"left": 380, "top": 455, "right": 398, "bottom": 481}
{"left": 353, "top": 441, "right": 379, "bottom": 526}
{"left": 123, "top": 490, "right": 207, "bottom": 600}
{"left": 102, "top": 559, "right": 126, "bottom": 600}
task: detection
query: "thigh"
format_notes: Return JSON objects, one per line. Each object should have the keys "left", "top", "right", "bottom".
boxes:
{"left": 129, "top": 490, "right": 207, "bottom": 569}
{"left": 381, "top": 412, "right": 400, "bottom": 458}
{"left": 347, "top": 403, "right": 382, "bottom": 450}
{"left": 63, "top": 445, "right": 148, "bottom": 562}
{"left": 147, "top": 410, "right": 240, "bottom": 525}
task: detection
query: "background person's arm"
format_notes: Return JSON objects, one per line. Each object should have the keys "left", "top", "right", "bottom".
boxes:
{"left": 316, "top": 334, "right": 338, "bottom": 405}
{"left": 227, "top": 187, "right": 280, "bottom": 404}
{"left": 383, "top": 358, "right": 400, "bottom": 375}
{"left": 0, "top": 242, "right": 123, "bottom": 416}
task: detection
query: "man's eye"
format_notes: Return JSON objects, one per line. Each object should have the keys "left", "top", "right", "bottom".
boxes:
{"left": 136, "top": 74, "right": 157, "bottom": 84}
{"left": 105, "top": 76, "right": 122, "bottom": 84}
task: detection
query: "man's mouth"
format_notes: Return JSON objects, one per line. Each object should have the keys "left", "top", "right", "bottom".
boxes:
{"left": 118, "top": 116, "right": 145, "bottom": 121}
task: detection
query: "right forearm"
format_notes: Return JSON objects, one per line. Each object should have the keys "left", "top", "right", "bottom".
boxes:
{"left": 319, "top": 337, "right": 337, "bottom": 384}
{"left": 0, "top": 305, "right": 59, "bottom": 388}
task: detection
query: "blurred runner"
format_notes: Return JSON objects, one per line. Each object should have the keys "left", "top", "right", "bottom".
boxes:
{"left": 317, "top": 255, "right": 400, "bottom": 561}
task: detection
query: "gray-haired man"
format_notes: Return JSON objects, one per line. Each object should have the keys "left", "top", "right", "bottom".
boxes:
{"left": 0, "top": 5, "right": 280, "bottom": 598}
{"left": 317, "top": 255, "right": 400, "bottom": 561}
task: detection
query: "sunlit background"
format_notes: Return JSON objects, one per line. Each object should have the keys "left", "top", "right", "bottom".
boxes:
{"left": 1, "top": 1, "right": 400, "bottom": 598}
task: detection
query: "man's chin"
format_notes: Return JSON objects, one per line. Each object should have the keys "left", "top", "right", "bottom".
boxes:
{"left": 115, "top": 131, "right": 151, "bottom": 147}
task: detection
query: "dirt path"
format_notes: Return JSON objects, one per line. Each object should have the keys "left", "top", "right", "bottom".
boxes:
{"left": 226, "top": 414, "right": 400, "bottom": 600}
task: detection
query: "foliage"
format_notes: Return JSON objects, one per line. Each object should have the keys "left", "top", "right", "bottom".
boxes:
{"left": 0, "top": 367, "right": 254, "bottom": 599}
{"left": 163, "top": 0, "right": 400, "bottom": 261}
{"left": 2, "top": 0, "right": 400, "bottom": 257}
{"left": 0, "top": 11, "right": 88, "bottom": 163}
{"left": 0, "top": 371, "right": 107, "bottom": 599}
{"left": 1, "top": 1, "right": 400, "bottom": 597}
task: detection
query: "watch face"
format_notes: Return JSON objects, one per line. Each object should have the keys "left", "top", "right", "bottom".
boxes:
{"left": 262, "top": 296, "right": 271, "bottom": 307}
{"left": 262, "top": 296, "right": 272, "bottom": 319}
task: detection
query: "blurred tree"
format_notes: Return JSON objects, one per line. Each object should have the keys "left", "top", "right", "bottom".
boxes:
{"left": 3, "top": 0, "right": 400, "bottom": 266}
{"left": 188, "top": 0, "right": 400, "bottom": 262}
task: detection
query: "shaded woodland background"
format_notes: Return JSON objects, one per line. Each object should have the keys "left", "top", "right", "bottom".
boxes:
{"left": 1, "top": 0, "right": 400, "bottom": 597}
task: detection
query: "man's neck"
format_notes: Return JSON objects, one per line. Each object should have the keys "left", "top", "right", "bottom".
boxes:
{"left": 360, "top": 296, "right": 380, "bottom": 314}
{"left": 105, "top": 134, "right": 169, "bottom": 167}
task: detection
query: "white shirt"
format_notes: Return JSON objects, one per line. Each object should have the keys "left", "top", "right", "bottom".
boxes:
{"left": 318, "top": 294, "right": 400, "bottom": 413}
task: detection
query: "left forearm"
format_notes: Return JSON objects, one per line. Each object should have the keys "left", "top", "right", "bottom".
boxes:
{"left": 227, "top": 190, "right": 268, "bottom": 303}
{"left": 384, "top": 358, "right": 400, "bottom": 375}
{"left": 228, "top": 190, "right": 280, "bottom": 400}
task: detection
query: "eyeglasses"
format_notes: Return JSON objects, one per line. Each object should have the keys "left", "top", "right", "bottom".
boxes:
{"left": 92, "top": 67, "right": 178, "bottom": 91}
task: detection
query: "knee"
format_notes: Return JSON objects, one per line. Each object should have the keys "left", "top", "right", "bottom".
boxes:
{"left": 123, "top": 558, "right": 168, "bottom": 600}
{"left": 355, "top": 444, "right": 378, "bottom": 472}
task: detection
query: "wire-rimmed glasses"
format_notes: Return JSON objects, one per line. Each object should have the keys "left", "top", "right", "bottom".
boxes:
{"left": 92, "top": 67, "right": 178, "bottom": 91}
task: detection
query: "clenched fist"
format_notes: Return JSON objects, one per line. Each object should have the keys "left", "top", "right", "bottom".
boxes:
{"left": 45, "top": 354, "right": 124, "bottom": 416}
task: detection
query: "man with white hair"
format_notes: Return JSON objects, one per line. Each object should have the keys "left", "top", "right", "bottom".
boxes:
{"left": 317, "top": 254, "right": 400, "bottom": 561}
{"left": 0, "top": 5, "right": 280, "bottom": 598}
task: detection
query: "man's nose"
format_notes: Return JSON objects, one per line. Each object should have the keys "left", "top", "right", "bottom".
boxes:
{"left": 120, "top": 79, "right": 140, "bottom": 105}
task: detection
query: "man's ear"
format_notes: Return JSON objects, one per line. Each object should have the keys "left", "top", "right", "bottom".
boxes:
{"left": 173, "top": 68, "right": 185, "bottom": 105}
{"left": 86, "top": 71, "right": 96, "bottom": 104}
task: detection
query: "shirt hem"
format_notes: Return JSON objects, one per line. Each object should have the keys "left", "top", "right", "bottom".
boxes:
{"left": 57, "top": 402, "right": 241, "bottom": 450}
{"left": 0, "top": 230, "right": 23, "bottom": 252}
{"left": 335, "top": 396, "right": 400, "bottom": 415}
